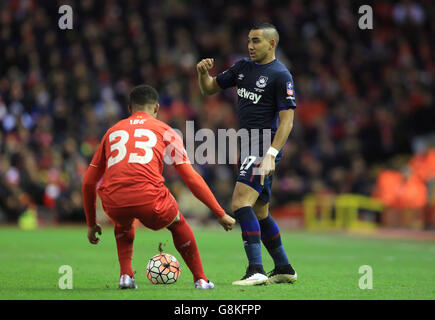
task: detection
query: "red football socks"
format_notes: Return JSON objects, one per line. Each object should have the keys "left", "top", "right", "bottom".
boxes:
{"left": 114, "top": 224, "right": 135, "bottom": 277}
{"left": 167, "top": 213, "right": 207, "bottom": 282}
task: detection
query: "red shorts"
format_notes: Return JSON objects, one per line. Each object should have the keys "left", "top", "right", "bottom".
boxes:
{"left": 102, "top": 188, "right": 179, "bottom": 231}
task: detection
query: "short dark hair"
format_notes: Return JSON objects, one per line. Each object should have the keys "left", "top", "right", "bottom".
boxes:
{"left": 251, "top": 22, "right": 277, "bottom": 30}
{"left": 251, "top": 22, "right": 279, "bottom": 45}
{"left": 129, "top": 85, "right": 159, "bottom": 109}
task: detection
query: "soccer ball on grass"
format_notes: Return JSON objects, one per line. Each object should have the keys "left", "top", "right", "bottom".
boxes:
{"left": 146, "top": 253, "right": 181, "bottom": 284}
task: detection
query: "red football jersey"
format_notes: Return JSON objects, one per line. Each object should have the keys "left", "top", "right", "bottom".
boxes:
{"left": 90, "top": 112, "right": 190, "bottom": 208}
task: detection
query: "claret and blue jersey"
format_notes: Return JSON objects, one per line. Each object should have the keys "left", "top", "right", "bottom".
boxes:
{"left": 216, "top": 57, "right": 296, "bottom": 136}
{"left": 215, "top": 57, "right": 297, "bottom": 202}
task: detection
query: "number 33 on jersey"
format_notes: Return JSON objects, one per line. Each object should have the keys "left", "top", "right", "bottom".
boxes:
{"left": 107, "top": 128, "right": 157, "bottom": 167}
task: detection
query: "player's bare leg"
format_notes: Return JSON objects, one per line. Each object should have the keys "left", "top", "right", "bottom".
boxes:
{"left": 231, "top": 182, "right": 268, "bottom": 286}
{"left": 231, "top": 181, "right": 260, "bottom": 212}
{"left": 253, "top": 199, "right": 297, "bottom": 284}
{"left": 167, "top": 211, "right": 214, "bottom": 289}
{"left": 252, "top": 198, "right": 269, "bottom": 220}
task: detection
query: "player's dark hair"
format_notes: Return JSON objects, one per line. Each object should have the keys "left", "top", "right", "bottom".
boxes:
{"left": 129, "top": 85, "right": 159, "bottom": 110}
{"left": 251, "top": 22, "right": 277, "bottom": 30}
{"left": 251, "top": 22, "right": 279, "bottom": 45}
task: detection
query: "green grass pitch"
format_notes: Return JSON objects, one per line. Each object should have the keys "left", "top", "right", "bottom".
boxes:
{"left": 0, "top": 226, "right": 434, "bottom": 300}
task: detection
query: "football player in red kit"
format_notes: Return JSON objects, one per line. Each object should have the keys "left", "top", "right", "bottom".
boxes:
{"left": 82, "top": 85, "right": 235, "bottom": 290}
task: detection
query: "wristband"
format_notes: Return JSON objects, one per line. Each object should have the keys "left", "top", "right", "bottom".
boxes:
{"left": 266, "top": 146, "right": 279, "bottom": 157}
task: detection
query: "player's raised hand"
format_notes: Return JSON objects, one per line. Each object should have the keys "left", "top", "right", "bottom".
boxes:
{"left": 196, "top": 58, "right": 214, "bottom": 74}
{"left": 87, "top": 224, "right": 102, "bottom": 244}
{"left": 218, "top": 214, "right": 236, "bottom": 231}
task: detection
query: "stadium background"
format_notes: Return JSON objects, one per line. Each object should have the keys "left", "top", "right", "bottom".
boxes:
{"left": 0, "top": 0, "right": 434, "bottom": 235}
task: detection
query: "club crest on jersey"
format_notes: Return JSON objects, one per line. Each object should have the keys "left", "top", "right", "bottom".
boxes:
{"left": 238, "top": 73, "right": 245, "bottom": 80}
{"left": 287, "top": 82, "right": 294, "bottom": 95}
{"left": 256, "top": 76, "right": 268, "bottom": 88}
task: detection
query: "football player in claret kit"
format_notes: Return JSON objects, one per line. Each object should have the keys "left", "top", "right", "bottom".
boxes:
{"left": 82, "top": 85, "right": 235, "bottom": 290}
{"left": 197, "top": 23, "right": 297, "bottom": 285}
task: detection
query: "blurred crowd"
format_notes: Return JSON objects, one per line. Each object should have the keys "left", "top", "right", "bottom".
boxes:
{"left": 0, "top": 0, "right": 434, "bottom": 224}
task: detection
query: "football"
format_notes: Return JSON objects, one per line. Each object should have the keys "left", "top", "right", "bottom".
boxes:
{"left": 146, "top": 253, "right": 181, "bottom": 284}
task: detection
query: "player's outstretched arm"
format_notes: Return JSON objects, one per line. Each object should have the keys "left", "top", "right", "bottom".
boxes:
{"left": 196, "top": 58, "right": 221, "bottom": 95}
{"left": 175, "top": 163, "right": 235, "bottom": 231}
